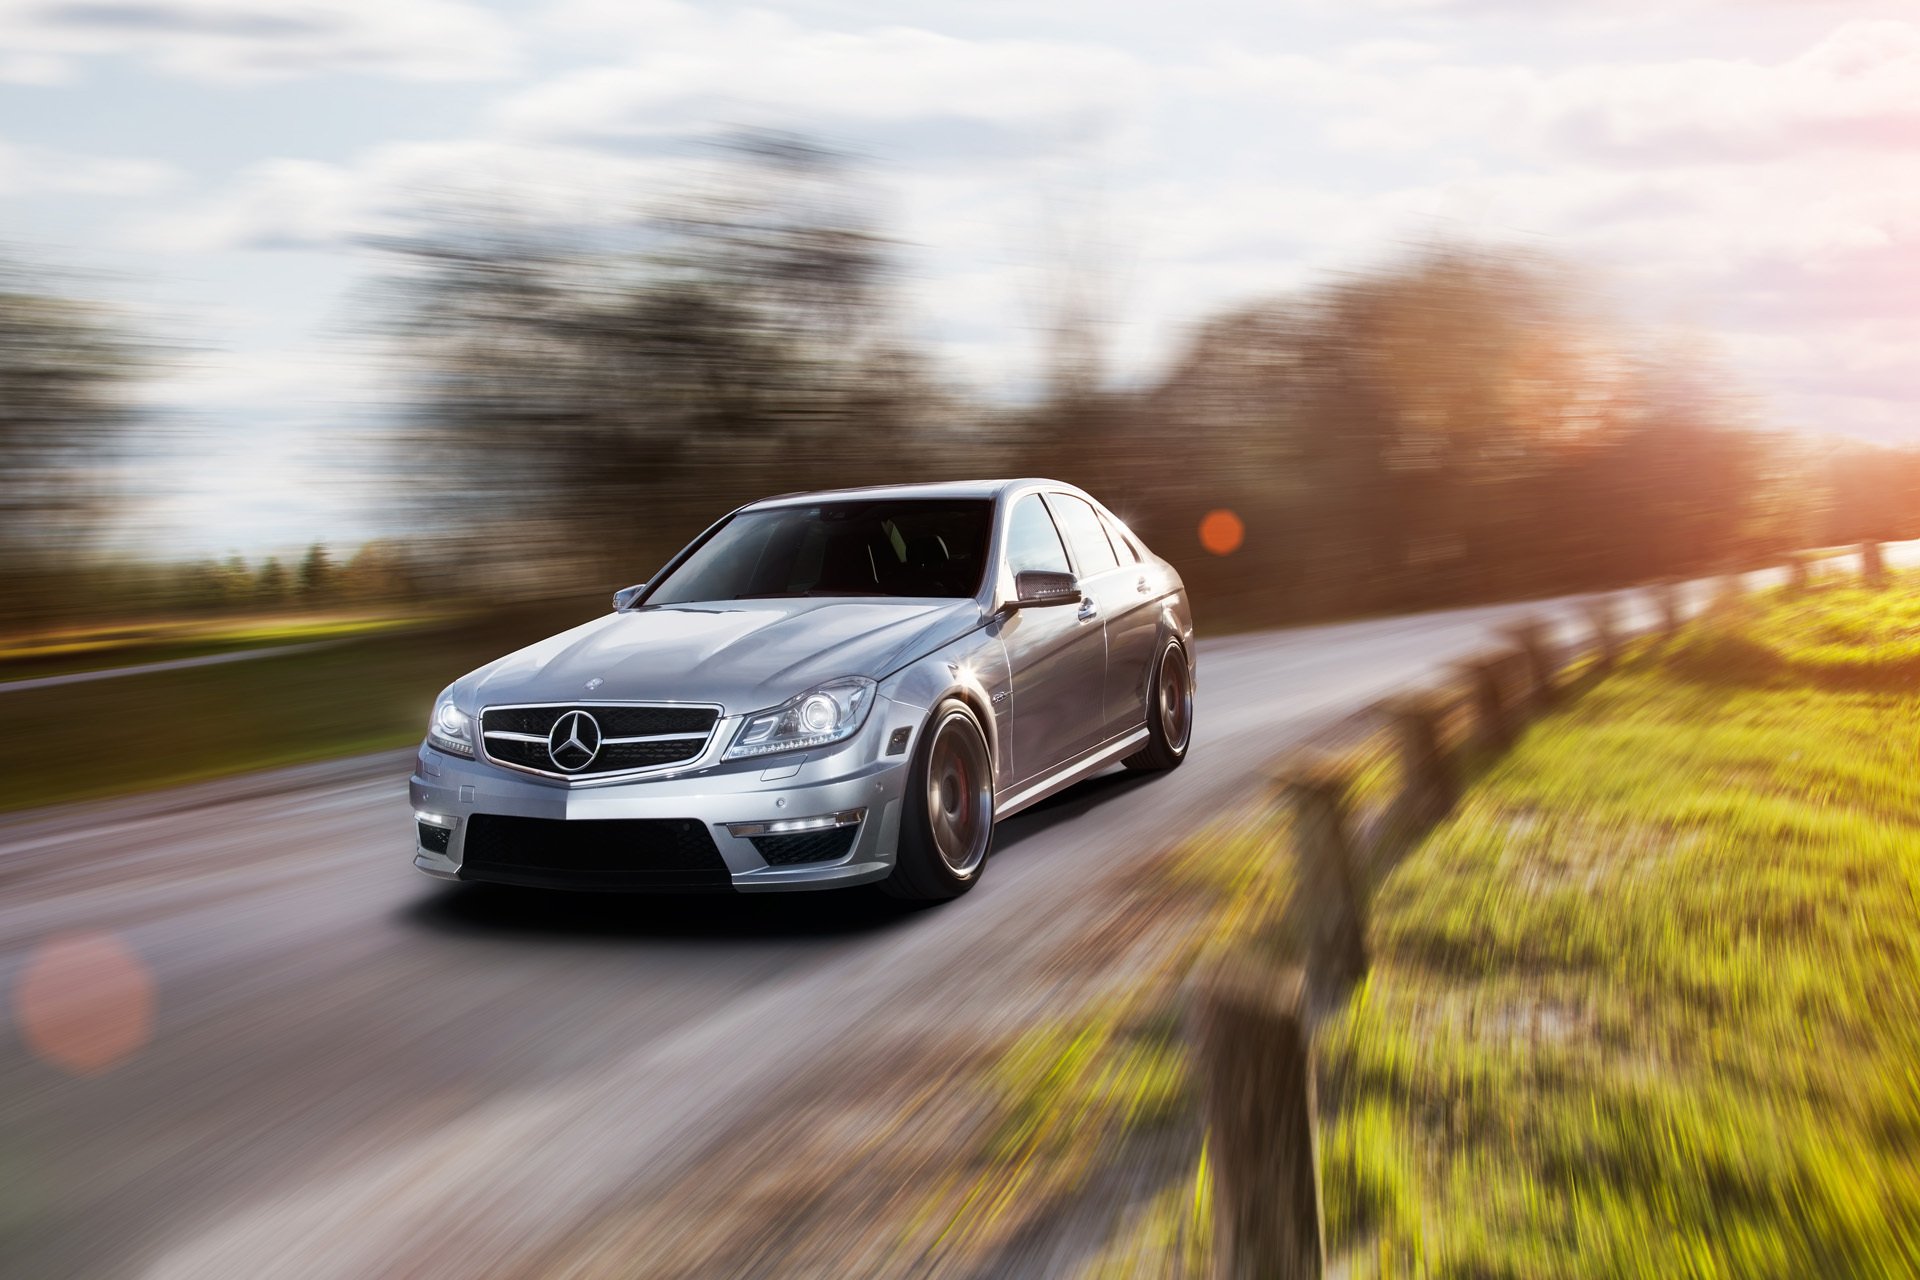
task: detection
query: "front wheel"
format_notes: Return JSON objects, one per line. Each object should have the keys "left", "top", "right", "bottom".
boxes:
{"left": 1124, "top": 639, "right": 1193, "bottom": 772}
{"left": 880, "top": 699, "right": 994, "bottom": 901}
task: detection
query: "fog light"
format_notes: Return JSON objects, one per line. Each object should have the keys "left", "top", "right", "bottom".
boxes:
{"left": 725, "top": 808, "right": 865, "bottom": 839}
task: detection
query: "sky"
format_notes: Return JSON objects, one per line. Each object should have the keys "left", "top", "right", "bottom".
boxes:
{"left": 3, "top": 0, "right": 1918, "bottom": 555}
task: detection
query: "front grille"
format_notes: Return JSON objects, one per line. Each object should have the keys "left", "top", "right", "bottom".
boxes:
{"left": 417, "top": 821, "right": 453, "bottom": 854}
{"left": 483, "top": 705, "right": 717, "bottom": 737}
{"left": 460, "top": 814, "right": 730, "bottom": 890}
{"left": 479, "top": 703, "right": 720, "bottom": 780}
{"left": 752, "top": 826, "right": 859, "bottom": 866}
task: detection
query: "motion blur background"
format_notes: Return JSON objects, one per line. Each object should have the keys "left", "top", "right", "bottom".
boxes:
{"left": 7, "top": 0, "right": 1920, "bottom": 647}
{"left": 14, "top": 6, "right": 1920, "bottom": 1278}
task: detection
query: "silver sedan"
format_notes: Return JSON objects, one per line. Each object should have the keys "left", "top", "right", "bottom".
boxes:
{"left": 409, "top": 479, "right": 1195, "bottom": 900}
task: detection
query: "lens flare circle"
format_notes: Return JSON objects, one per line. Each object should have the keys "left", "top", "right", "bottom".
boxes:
{"left": 13, "top": 930, "right": 155, "bottom": 1076}
{"left": 1199, "top": 509, "right": 1244, "bottom": 556}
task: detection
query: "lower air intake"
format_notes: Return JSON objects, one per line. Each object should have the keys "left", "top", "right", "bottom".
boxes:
{"left": 460, "top": 814, "right": 730, "bottom": 890}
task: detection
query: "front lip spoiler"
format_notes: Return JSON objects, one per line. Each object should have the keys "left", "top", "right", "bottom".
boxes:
{"left": 454, "top": 865, "right": 735, "bottom": 893}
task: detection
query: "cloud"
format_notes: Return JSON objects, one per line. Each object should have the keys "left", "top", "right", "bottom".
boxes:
{"left": 0, "top": 137, "right": 180, "bottom": 195}
{"left": 496, "top": 10, "right": 1146, "bottom": 163}
{"left": 141, "top": 140, "right": 685, "bottom": 251}
{"left": 45, "top": 0, "right": 1920, "bottom": 449}
{"left": 0, "top": 0, "right": 519, "bottom": 83}
{"left": 1212, "top": 19, "right": 1920, "bottom": 167}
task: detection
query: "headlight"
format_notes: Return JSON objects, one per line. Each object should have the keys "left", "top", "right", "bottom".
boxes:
{"left": 428, "top": 690, "right": 475, "bottom": 758}
{"left": 725, "top": 677, "right": 877, "bottom": 760}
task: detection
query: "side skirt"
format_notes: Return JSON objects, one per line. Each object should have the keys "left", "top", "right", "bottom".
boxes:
{"left": 995, "top": 727, "right": 1150, "bottom": 820}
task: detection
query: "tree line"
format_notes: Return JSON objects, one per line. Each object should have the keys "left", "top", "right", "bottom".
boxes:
{"left": 4, "top": 134, "right": 1918, "bottom": 635}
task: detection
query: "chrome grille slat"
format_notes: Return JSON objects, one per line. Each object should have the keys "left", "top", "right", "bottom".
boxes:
{"left": 478, "top": 701, "right": 722, "bottom": 781}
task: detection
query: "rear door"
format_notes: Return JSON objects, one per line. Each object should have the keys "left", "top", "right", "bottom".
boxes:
{"left": 1045, "top": 492, "right": 1160, "bottom": 740}
{"left": 997, "top": 492, "right": 1109, "bottom": 783}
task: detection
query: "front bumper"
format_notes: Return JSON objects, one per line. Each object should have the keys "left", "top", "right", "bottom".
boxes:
{"left": 409, "top": 736, "right": 913, "bottom": 893}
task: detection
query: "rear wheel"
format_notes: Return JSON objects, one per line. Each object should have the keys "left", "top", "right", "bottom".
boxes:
{"left": 881, "top": 699, "right": 994, "bottom": 901}
{"left": 1124, "top": 639, "right": 1192, "bottom": 772}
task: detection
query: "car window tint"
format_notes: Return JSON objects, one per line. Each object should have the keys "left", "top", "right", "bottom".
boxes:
{"left": 1048, "top": 494, "right": 1119, "bottom": 575}
{"left": 1101, "top": 511, "right": 1141, "bottom": 563}
{"left": 1004, "top": 493, "right": 1071, "bottom": 575}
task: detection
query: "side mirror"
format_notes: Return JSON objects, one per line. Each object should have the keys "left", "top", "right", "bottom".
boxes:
{"left": 1008, "top": 570, "right": 1082, "bottom": 610}
{"left": 612, "top": 582, "right": 648, "bottom": 611}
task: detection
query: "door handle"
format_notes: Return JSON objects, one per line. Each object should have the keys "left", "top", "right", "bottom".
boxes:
{"left": 1077, "top": 597, "right": 1098, "bottom": 622}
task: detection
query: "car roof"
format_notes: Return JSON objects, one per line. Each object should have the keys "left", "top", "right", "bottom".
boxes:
{"left": 742, "top": 478, "right": 1078, "bottom": 510}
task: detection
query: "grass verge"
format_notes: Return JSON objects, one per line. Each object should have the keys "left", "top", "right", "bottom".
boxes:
{"left": 0, "top": 610, "right": 454, "bottom": 682}
{"left": 0, "top": 597, "right": 604, "bottom": 813}
{"left": 950, "top": 576, "right": 1920, "bottom": 1277}
{"left": 1319, "top": 579, "right": 1920, "bottom": 1276}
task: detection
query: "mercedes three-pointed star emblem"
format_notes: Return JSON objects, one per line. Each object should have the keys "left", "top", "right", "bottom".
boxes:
{"left": 546, "top": 709, "right": 602, "bottom": 772}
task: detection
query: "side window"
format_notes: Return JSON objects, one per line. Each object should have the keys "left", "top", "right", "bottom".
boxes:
{"left": 1004, "top": 493, "right": 1071, "bottom": 575}
{"left": 1100, "top": 511, "right": 1141, "bottom": 564}
{"left": 1048, "top": 494, "right": 1120, "bottom": 576}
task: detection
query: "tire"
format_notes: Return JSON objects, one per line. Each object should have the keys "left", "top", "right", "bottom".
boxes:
{"left": 1123, "top": 638, "right": 1193, "bottom": 772}
{"left": 880, "top": 698, "right": 994, "bottom": 901}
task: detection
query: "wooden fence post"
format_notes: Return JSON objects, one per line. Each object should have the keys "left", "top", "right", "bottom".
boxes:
{"left": 1862, "top": 540, "right": 1887, "bottom": 589}
{"left": 1786, "top": 552, "right": 1810, "bottom": 594}
{"left": 1196, "top": 962, "right": 1324, "bottom": 1280}
{"left": 1585, "top": 596, "right": 1619, "bottom": 672}
{"left": 1501, "top": 619, "right": 1555, "bottom": 709}
{"left": 1385, "top": 694, "right": 1457, "bottom": 825}
{"left": 1281, "top": 773, "right": 1367, "bottom": 992}
{"left": 1651, "top": 579, "right": 1681, "bottom": 638}
{"left": 1457, "top": 653, "right": 1512, "bottom": 753}
{"left": 1711, "top": 570, "right": 1746, "bottom": 616}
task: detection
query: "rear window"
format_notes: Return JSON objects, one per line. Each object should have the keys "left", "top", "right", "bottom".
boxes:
{"left": 1101, "top": 511, "right": 1141, "bottom": 563}
{"left": 1046, "top": 493, "right": 1120, "bottom": 575}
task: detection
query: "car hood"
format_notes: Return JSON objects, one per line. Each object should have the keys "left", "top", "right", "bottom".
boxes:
{"left": 465, "top": 597, "right": 987, "bottom": 714}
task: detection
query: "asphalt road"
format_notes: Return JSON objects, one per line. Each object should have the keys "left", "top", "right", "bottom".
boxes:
{"left": 0, "top": 570, "right": 1846, "bottom": 1278}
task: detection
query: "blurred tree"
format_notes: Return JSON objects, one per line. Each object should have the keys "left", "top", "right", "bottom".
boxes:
{"left": 336, "top": 541, "right": 414, "bottom": 605}
{"left": 379, "top": 131, "right": 954, "bottom": 586}
{"left": 297, "top": 543, "right": 334, "bottom": 603}
{"left": 218, "top": 555, "right": 255, "bottom": 610}
{"left": 255, "top": 557, "right": 289, "bottom": 605}
{"left": 1136, "top": 246, "right": 1798, "bottom": 621}
{"left": 0, "top": 261, "right": 144, "bottom": 626}
{"left": 1822, "top": 441, "right": 1920, "bottom": 544}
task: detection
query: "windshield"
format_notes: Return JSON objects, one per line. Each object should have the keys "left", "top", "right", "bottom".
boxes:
{"left": 644, "top": 499, "right": 993, "bottom": 606}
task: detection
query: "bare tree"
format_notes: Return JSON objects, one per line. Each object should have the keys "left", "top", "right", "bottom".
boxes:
{"left": 0, "top": 260, "right": 144, "bottom": 623}
{"left": 377, "top": 133, "right": 948, "bottom": 586}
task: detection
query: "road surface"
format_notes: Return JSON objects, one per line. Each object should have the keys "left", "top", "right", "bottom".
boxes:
{"left": 0, "top": 573, "right": 1826, "bottom": 1278}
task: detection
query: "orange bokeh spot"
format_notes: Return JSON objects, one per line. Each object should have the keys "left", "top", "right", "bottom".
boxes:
{"left": 1199, "top": 509, "right": 1245, "bottom": 556}
{"left": 13, "top": 931, "right": 154, "bottom": 1076}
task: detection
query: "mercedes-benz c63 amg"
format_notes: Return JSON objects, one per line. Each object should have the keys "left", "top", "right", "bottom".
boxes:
{"left": 410, "top": 479, "right": 1194, "bottom": 900}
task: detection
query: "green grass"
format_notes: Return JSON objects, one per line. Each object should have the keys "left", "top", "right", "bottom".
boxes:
{"left": 0, "top": 610, "right": 447, "bottom": 682}
{"left": 979, "top": 576, "right": 1920, "bottom": 1277}
{"left": 1319, "top": 579, "right": 1920, "bottom": 1277}
{"left": 0, "top": 597, "right": 605, "bottom": 812}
